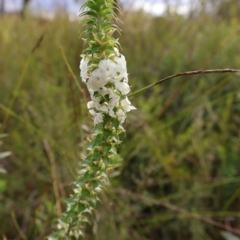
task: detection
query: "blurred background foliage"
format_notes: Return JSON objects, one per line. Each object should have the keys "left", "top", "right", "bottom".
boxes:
{"left": 0, "top": 0, "right": 240, "bottom": 239}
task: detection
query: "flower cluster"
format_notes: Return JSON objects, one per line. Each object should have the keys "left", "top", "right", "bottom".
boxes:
{"left": 80, "top": 49, "right": 136, "bottom": 125}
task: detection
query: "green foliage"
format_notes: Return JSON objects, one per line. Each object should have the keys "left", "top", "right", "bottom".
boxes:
{"left": 80, "top": 0, "right": 121, "bottom": 69}
{"left": 0, "top": 5, "right": 240, "bottom": 240}
{"left": 0, "top": 14, "right": 87, "bottom": 238}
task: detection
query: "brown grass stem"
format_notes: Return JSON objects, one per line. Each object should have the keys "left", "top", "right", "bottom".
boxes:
{"left": 43, "top": 139, "right": 62, "bottom": 215}
{"left": 117, "top": 189, "right": 240, "bottom": 236}
{"left": 129, "top": 69, "right": 240, "bottom": 97}
{"left": 11, "top": 211, "right": 27, "bottom": 240}
{"left": 59, "top": 46, "right": 87, "bottom": 103}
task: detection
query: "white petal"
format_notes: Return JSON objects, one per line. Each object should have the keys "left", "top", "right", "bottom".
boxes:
{"left": 121, "top": 98, "right": 136, "bottom": 112}
{"left": 115, "top": 81, "right": 130, "bottom": 95}
{"left": 87, "top": 101, "right": 94, "bottom": 109}
{"left": 94, "top": 113, "right": 104, "bottom": 125}
{"left": 80, "top": 58, "right": 89, "bottom": 83}
{"left": 99, "top": 105, "right": 108, "bottom": 113}
{"left": 116, "top": 109, "right": 126, "bottom": 123}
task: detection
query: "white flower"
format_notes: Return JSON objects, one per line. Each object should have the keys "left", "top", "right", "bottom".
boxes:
{"left": 108, "top": 94, "right": 120, "bottom": 110}
{"left": 121, "top": 97, "right": 136, "bottom": 112}
{"left": 94, "top": 186, "right": 102, "bottom": 193}
{"left": 115, "top": 55, "right": 127, "bottom": 75}
{"left": 116, "top": 109, "right": 126, "bottom": 123}
{"left": 92, "top": 97, "right": 104, "bottom": 111}
{"left": 80, "top": 58, "right": 89, "bottom": 83}
{"left": 87, "top": 68, "right": 110, "bottom": 91}
{"left": 94, "top": 113, "right": 103, "bottom": 125}
{"left": 80, "top": 54, "right": 128, "bottom": 88}
{"left": 99, "top": 59, "right": 117, "bottom": 78}
{"left": 87, "top": 101, "right": 95, "bottom": 115}
{"left": 114, "top": 80, "right": 130, "bottom": 95}
{"left": 80, "top": 52, "right": 136, "bottom": 125}
{"left": 98, "top": 87, "right": 113, "bottom": 97}
{"left": 99, "top": 104, "right": 109, "bottom": 113}
{"left": 87, "top": 100, "right": 105, "bottom": 124}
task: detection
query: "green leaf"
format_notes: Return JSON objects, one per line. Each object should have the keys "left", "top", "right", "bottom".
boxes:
{"left": 92, "top": 149, "right": 102, "bottom": 161}
{"left": 0, "top": 179, "right": 6, "bottom": 193}
{"left": 91, "top": 180, "right": 99, "bottom": 188}
{"left": 103, "top": 128, "right": 112, "bottom": 138}
{"left": 77, "top": 202, "right": 87, "bottom": 213}
{"left": 103, "top": 142, "right": 112, "bottom": 153}
{"left": 112, "top": 118, "right": 120, "bottom": 129}
{"left": 87, "top": 134, "right": 103, "bottom": 150}
{"left": 76, "top": 171, "right": 92, "bottom": 185}
{"left": 86, "top": 2, "right": 100, "bottom": 12}
{"left": 112, "top": 134, "right": 121, "bottom": 144}
{"left": 81, "top": 188, "right": 91, "bottom": 198}
{"left": 82, "top": 154, "right": 93, "bottom": 165}
{"left": 90, "top": 44, "right": 101, "bottom": 55}
{"left": 110, "top": 146, "right": 117, "bottom": 155}
{"left": 85, "top": 10, "right": 99, "bottom": 18}
{"left": 102, "top": 156, "right": 109, "bottom": 166}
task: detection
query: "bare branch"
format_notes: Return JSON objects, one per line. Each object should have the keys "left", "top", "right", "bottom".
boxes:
{"left": 43, "top": 139, "right": 62, "bottom": 216}
{"left": 129, "top": 69, "right": 240, "bottom": 97}
{"left": 116, "top": 188, "right": 240, "bottom": 236}
{"left": 154, "top": 69, "right": 240, "bottom": 86}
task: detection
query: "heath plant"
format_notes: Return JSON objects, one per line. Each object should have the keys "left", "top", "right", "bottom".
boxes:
{"left": 49, "top": 0, "right": 135, "bottom": 239}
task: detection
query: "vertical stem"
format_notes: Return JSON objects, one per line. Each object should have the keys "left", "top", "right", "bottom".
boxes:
{"left": 11, "top": 211, "right": 27, "bottom": 240}
{"left": 43, "top": 139, "right": 62, "bottom": 215}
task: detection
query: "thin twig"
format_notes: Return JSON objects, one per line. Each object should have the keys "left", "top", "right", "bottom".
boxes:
{"left": 2, "top": 234, "right": 7, "bottom": 240}
{"left": 59, "top": 46, "right": 87, "bottom": 103}
{"left": 11, "top": 211, "right": 27, "bottom": 240}
{"left": 129, "top": 69, "right": 240, "bottom": 97}
{"left": 67, "top": 73, "right": 82, "bottom": 143}
{"left": 43, "top": 139, "right": 62, "bottom": 215}
{"left": 158, "top": 78, "right": 189, "bottom": 118}
{"left": 31, "top": 34, "right": 44, "bottom": 54}
{"left": 116, "top": 189, "right": 240, "bottom": 235}
{"left": 155, "top": 69, "right": 240, "bottom": 85}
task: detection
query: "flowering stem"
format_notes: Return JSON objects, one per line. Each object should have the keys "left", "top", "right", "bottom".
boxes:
{"left": 48, "top": 1, "right": 135, "bottom": 239}
{"left": 128, "top": 68, "right": 240, "bottom": 97}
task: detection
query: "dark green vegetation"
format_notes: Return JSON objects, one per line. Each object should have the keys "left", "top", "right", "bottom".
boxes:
{"left": 1, "top": 6, "right": 240, "bottom": 240}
